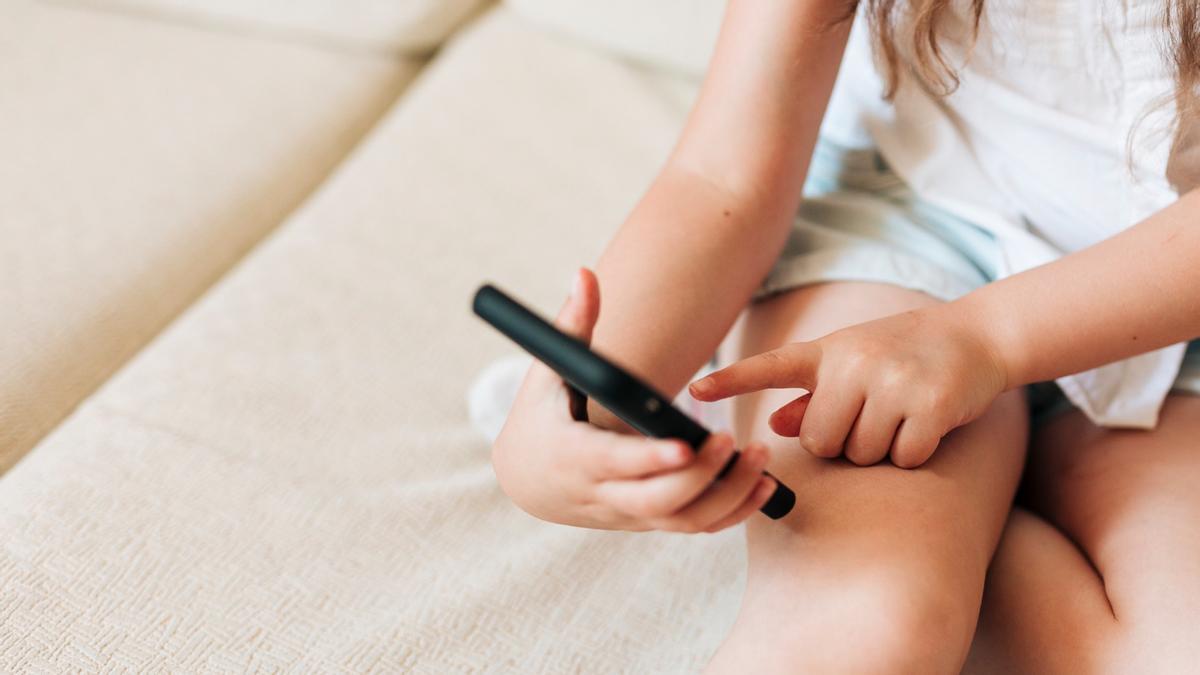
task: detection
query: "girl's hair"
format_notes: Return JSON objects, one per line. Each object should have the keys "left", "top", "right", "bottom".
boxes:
{"left": 862, "top": 0, "right": 1199, "bottom": 176}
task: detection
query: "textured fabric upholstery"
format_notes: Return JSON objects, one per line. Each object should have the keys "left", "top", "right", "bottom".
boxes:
{"left": 506, "top": 0, "right": 724, "bottom": 77}
{"left": 57, "top": 0, "right": 491, "bottom": 53}
{"left": 0, "top": 8, "right": 748, "bottom": 671}
{"left": 0, "top": 0, "right": 419, "bottom": 471}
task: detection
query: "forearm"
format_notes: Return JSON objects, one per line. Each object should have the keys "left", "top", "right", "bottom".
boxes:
{"left": 586, "top": 166, "right": 795, "bottom": 432}
{"left": 587, "top": 0, "right": 853, "bottom": 431}
{"left": 952, "top": 188, "right": 1200, "bottom": 388}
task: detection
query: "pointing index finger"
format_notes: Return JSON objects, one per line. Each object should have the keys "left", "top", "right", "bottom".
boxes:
{"left": 688, "top": 342, "right": 820, "bottom": 400}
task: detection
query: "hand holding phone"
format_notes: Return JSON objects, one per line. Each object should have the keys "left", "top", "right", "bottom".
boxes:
{"left": 473, "top": 274, "right": 795, "bottom": 521}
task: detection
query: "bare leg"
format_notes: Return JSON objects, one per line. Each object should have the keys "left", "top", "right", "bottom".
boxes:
{"left": 705, "top": 282, "right": 1028, "bottom": 674}
{"left": 967, "top": 395, "right": 1200, "bottom": 672}
{"left": 963, "top": 508, "right": 1120, "bottom": 673}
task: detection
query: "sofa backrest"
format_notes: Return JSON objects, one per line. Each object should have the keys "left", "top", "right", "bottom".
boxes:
{"left": 54, "top": 0, "right": 492, "bottom": 54}
{"left": 506, "top": 0, "right": 725, "bottom": 78}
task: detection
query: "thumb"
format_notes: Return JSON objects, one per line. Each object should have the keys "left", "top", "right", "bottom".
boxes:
{"left": 554, "top": 266, "right": 601, "bottom": 344}
{"left": 526, "top": 267, "right": 601, "bottom": 395}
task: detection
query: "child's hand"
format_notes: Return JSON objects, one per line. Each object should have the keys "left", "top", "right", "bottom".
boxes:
{"left": 688, "top": 306, "right": 1009, "bottom": 468}
{"left": 492, "top": 268, "right": 778, "bottom": 533}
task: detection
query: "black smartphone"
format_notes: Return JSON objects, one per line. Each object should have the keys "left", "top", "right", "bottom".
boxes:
{"left": 472, "top": 283, "right": 795, "bottom": 520}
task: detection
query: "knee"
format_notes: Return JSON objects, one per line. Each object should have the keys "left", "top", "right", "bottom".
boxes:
{"left": 840, "top": 569, "right": 974, "bottom": 672}
{"left": 749, "top": 564, "right": 978, "bottom": 673}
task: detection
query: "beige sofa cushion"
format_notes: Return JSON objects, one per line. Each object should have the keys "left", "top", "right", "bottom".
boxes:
{"left": 0, "top": 7, "right": 741, "bottom": 672}
{"left": 59, "top": 0, "right": 491, "bottom": 54}
{"left": 0, "top": 0, "right": 419, "bottom": 472}
{"left": 506, "top": 0, "right": 725, "bottom": 77}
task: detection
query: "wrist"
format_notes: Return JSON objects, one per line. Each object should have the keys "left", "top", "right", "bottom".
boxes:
{"left": 930, "top": 293, "right": 1019, "bottom": 392}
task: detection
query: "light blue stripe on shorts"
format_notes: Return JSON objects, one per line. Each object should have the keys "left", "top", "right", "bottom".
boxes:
{"left": 752, "top": 135, "right": 1200, "bottom": 424}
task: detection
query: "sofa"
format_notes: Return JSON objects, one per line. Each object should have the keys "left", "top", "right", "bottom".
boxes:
{"left": 0, "top": 0, "right": 765, "bottom": 670}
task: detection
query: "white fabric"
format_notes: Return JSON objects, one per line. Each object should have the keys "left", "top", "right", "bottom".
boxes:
{"left": 57, "top": 0, "right": 490, "bottom": 54}
{"left": 466, "top": 354, "right": 533, "bottom": 442}
{"left": 821, "top": 0, "right": 1192, "bottom": 428}
{"left": 0, "top": 9, "right": 744, "bottom": 671}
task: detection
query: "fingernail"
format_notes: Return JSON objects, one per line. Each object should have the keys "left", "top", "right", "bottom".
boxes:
{"left": 799, "top": 433, "right": 819, "bottom": 454}
{"left": 690, "top": 378, "right": 714, "bottom": 396}
{"left": 757, "top": 477, "right": 776, "bottom": 498}
{"left": 575, "top": 268, "right": 588, "bottom": 298}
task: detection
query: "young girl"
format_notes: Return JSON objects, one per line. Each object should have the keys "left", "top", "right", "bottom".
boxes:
{"left": 491, "top": 1, "right": 1200, "bottom": 670}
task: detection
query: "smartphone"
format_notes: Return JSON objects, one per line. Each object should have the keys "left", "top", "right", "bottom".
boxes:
{"left": 472, "top": 283, "right": 795, "bottom": 520}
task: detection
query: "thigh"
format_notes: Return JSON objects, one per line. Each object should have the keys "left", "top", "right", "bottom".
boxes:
{"left": 710, "top": 281, "right": 1028, "bottom": 673}
{"left": 965, "top": 507, "right": 1121, "bottom": 674}
{"left": 1022, "top": 394, "right": 1200, "bottom": 667}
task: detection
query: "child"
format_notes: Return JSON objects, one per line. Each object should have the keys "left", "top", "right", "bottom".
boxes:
{"left": 490, "top": 1, "right": 1200, "bottom": 670}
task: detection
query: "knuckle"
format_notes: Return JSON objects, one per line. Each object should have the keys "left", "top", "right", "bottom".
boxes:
{"left": 626, "top": 492, "right": 664, "bottom": 518}
{"left": 759, "top": 349, "right": 788, "bottom": 368}
{"left": 929, "top": 391, "right": 953, "bottom": 412}
{"left": 597, "top": 450, "right": 621, "bottom": 475}
{"left": 892, "top": 438, "right": 935, "bottom": 469}
{"left": 840, "top": 348, "right": 872, "bottom": 376}
{"left": 734, "top": 446, "right": 757, "bottom": 473}
{"left": 844, "top": 442, "right": 879, "bottom": 466}
{"left": 705, "top": 440, "right": 736, "bottom": 470}
{"left": 878, "top": 360, "right": 917, "bottom": 393}
{"left": 765, "top": 347, "right": 806, "bottom": 380}
{"left": 749, "top": 445, "right": 770, "bottom": 470}
{"left": 920, "top": 385, "right": 954, "bottom": 413}
{"left": 910, "top": 409, "right": 954, "bottom": 444}
{"left": 801, "top": 431, "right": 840, "bottom": 458}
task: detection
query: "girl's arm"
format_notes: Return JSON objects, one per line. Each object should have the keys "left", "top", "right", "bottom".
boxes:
{"left": 586, "top": 0, "right": 857, "bottom": 431}
{"left": 963, "top": 188, "right": 1200, "bottom": 389}
{"left": 691, "top": 189, "right": 1200, "bottom": 467}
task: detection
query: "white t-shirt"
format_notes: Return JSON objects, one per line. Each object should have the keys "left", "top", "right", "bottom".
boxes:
{"left": 820, "top": 0, "right": 1194, "bottom": 428}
